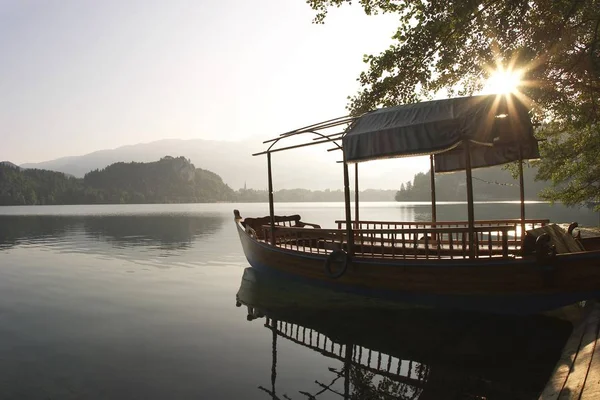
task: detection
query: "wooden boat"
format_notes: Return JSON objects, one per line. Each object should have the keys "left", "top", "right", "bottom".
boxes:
{"left": 234, "top": 94, "right": 600, "bottom": 314}
{"left": 235, "top": 267, "right": 575, "bottom": 399}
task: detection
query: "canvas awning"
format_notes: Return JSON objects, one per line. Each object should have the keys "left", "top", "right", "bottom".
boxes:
{"left": 342, "top": 94, "right": 536, "bottom": 164}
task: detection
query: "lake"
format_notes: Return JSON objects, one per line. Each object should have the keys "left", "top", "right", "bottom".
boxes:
{"left": 0, "top": 202, "right": 597, "bottom": 399}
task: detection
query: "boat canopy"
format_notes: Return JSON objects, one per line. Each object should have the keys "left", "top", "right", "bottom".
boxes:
{"left": 342, "top": 94, "right": 538, "bottom": 167}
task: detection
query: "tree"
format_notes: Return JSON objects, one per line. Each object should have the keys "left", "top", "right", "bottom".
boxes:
{"left": 306, "top": 0, "right": 600, "bottom": 208}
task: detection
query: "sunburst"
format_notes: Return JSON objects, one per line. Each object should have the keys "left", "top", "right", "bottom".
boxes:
{"left": 483, "top": 67, "right": 523, "bottom": 95}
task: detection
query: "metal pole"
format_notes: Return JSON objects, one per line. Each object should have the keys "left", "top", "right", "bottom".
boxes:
{"left": 343, "top": 152, "right": 354, "bottom": 256}
{"left": 518, "top": 146, "right": 526, "bottom": 242}
{"left": 354, "top": 163, "right": 359, "bottom": 229}
{"left": 464, "top": 140, "right": 475, "bottom": 258}
{"left": 429, "top": 154, "right": 437, "bottom": 224}
{"left": 267, "top": 152, "right": 276, "bottom": 245}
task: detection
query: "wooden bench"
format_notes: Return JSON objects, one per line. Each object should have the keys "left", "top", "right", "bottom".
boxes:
{"left": 243, "top": 215, "right": 321, "bottom": 240}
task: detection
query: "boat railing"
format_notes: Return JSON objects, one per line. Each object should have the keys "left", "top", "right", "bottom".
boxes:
{"left": 262, "top": 224, "right": 515, "bottom": 259}
{"left": 336, "top": 219, "right": 549, "bottom": 246}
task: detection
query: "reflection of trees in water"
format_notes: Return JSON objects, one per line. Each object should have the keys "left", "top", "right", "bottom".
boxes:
{"left": 0, "top": 216, "right": 73, "bottom": 249}
{"left": 0, "top": 214, "right": 224, "bottom": 251}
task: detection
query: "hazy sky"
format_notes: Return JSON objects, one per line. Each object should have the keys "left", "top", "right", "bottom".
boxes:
{"left": 1, "top": 0, "right": 411, "bottom": 165}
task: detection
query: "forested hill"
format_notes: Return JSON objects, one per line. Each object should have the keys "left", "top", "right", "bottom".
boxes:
{"left": 0, "top": 157, "right": 235, "bottom": 205}
{"left": 396, "top": 165, "right": 548, "bottom": 202}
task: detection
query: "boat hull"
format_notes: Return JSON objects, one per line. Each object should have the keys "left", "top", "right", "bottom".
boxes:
{"left": 236, "top": 221, "right": 600, "bottom": 314}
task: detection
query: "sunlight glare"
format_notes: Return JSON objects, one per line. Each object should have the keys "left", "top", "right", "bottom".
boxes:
{"left": 483, "top": 68, "right": 523, "bottom": 95}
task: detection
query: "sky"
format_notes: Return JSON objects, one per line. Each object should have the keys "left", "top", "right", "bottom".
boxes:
{"left": 0, "top": 0, "right": 428, "bottom": 169}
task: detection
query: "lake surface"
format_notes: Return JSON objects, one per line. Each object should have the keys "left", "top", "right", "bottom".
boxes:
{"left": 0, "top": 202, "right": 597, "bottom": 399}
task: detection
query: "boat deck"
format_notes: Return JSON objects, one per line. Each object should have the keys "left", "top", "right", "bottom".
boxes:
{"left": 539, "top": 301, "right": 600, "bottom": 399}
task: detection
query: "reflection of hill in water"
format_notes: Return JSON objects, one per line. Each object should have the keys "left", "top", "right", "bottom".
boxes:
{"left": 0, "top": 214, "right": 224, "bottom": 253}
{"left": 236, "top": 268, "right": 575, "bottom": 400}
{"left": 0, "top": 215, "right": 72, "bottom": 249}
{"left": 83, "top": 215, "right": 222, "bottom": 250}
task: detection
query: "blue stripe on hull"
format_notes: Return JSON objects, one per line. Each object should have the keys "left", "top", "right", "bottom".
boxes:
{"left": 244, "top": 256, "right": 598, "bottom": 315}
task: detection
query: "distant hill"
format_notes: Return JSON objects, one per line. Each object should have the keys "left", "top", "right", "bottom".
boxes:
{"left": 0, "top": 161, "right": 20, "bottom": 170}
{"left": 0, "top": 157, "right": 234, "bottom": 205}
{"left": 19, "top": 138, "right": 424, "bottom": 191}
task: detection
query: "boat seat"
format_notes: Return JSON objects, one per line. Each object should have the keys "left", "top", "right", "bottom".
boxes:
{"left": 244, "top": 215, "right": 321, "bottom": 239}
{"left": 523, "top": 224, "right": 585, "bottom": 254}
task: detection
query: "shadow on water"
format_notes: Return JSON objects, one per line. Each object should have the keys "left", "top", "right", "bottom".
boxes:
{"left": 236, "top": 268, "right": 576, "bottom": 400}
{"left": 0, "top": 214, "right": 224, "bottom": 253}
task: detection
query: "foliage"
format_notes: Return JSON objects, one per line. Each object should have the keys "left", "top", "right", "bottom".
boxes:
{"left": 0, "top": 165, "right": 85, "bottom": 205}
{"left": 306, "top": 0, "right": 600, "bottom": 208}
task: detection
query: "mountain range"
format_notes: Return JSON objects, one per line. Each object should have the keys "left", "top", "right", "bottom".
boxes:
{"left": 18, "top": 138, "right": 426, "bottom": 190}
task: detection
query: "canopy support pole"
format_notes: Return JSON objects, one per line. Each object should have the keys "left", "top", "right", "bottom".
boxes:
{"left": 429, "top": 155, "right": 437, "bottom": 224}
{"left": 464, "top": 140, "right": 475, "bottom": 258}
{"left": 267, "top": 152, "right": 276, "bottom": 246}
{"left": 343, "top": 153, "right": 354, "bottom": 256}
{"left": 518, "top": 146, "right": 526, "bottom": 242}
{"left": 354, "top": 163, "right": 359, "bottom": 229}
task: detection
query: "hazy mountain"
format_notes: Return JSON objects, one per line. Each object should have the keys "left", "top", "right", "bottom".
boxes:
{"left": 20, "top": 139, "right": 425, "bottom": 190}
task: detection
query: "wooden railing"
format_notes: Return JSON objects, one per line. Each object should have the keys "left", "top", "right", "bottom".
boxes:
{"left": 262, "top": 224, "right": 515, "bottom": 259}
{"left": 336, "top": 219, "right": 549, "bottom": 247}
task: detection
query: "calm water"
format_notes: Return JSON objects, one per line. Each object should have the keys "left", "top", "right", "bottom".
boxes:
{"left": 0, "top": 202, "right": 597, "bottom": 399}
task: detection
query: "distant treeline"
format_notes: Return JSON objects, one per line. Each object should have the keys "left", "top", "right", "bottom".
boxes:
{"left": 237, "top": 188, "right": 396, "bottom": 203}
{"left": 0, "top": 157, "right": 396, "bottom": 205}
{"left": 395, "top": 165, "right": 548, "bottom": 202}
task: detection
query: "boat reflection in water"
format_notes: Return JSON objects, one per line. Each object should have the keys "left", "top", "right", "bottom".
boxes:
{"left": 236, "top": 268, "right": 579, "bottom": 400}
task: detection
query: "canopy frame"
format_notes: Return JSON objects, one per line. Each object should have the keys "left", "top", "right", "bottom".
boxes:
{"left": 252, "top": 94, "right": 539, "bottom": 256}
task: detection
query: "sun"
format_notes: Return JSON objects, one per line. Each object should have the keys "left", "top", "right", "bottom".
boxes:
{"left": 483, "top": 67, "right": 523, "bottom": 95}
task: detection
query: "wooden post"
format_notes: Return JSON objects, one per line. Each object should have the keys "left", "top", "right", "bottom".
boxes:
{"left": 464, "top": 140, "right": 475, "bottom": 258}
{"left": 354, "top": 163, "right": 359, "bottom": 229}
{"left": 343, "top": 152, "right": 354, "bottom": 256}
{"left": 518, "top": 145, "right": 526, "bottom": 242}
{"left": 430, "top": 154, "right": 437, "bottom": 224}
{"left": 267, "top": 152, "right": 276, "bottom": 246}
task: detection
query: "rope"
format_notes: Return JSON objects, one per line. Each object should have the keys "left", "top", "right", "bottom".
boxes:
{"left": 472, "top": 176, "right": 518, "bottom": 187}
